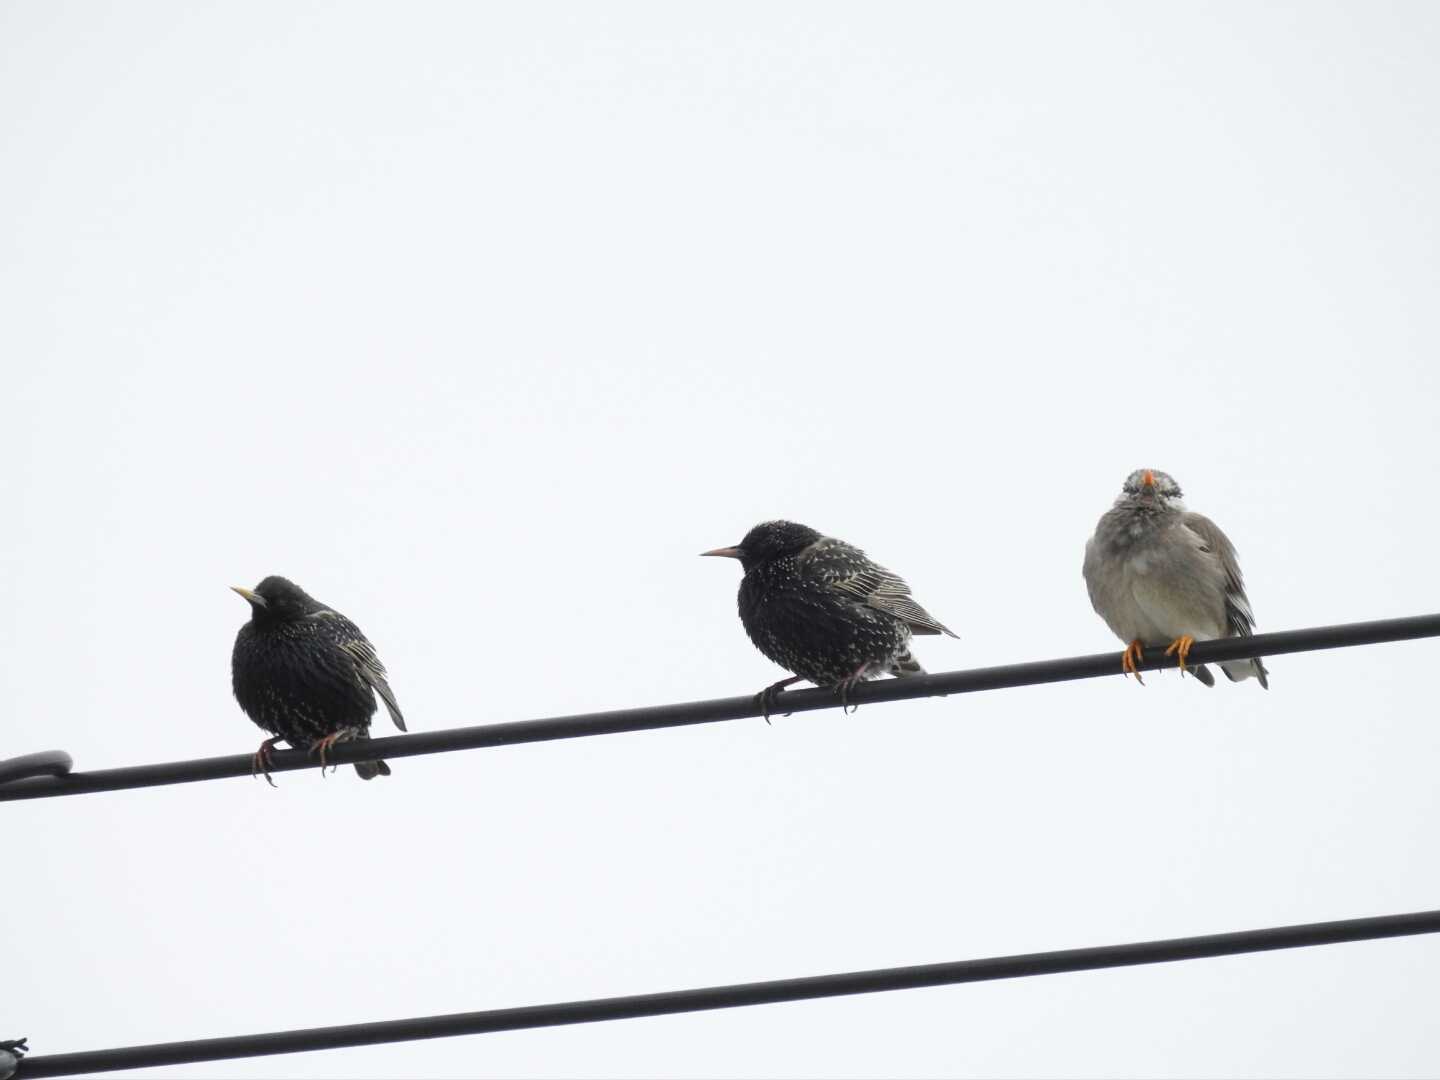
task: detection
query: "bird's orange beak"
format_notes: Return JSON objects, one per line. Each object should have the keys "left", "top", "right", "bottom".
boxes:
{"left": 230, "top": 585, "right": 266, "bottom": 607}
{"left": 700, "top": 546, "right": 744, "bottom": 559}
{"left": 1142, "top": 469, "right": 1155, "bottom": 488}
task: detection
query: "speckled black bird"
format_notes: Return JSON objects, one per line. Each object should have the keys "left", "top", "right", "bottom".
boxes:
{"left": 231, "top": 576, "right": 406, "bottom": 783}
{"left": 702, "top": 521, "right": 958, "bottom": 718}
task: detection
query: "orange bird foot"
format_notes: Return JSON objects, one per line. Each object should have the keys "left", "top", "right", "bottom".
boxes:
{"left": 1165, "top": 634, "right": 1197, "bottom": 676}
{"left": 1121, "top": 639, "right": 1146, "bottom": 685}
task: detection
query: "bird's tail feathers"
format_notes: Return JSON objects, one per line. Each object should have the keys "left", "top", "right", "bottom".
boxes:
{"left": 889, "top": 649, "right": 925, "bottom": 677}
{"left": 1221, "top": 657, "right": 1269, "bottom": 689}
{"left": 345, "top": 732, "right": 391, "bottom": 779}
{"left": 354, "top": 759, "right": 391, "bottom": 780}
{"left": 1186, "top": 663, "right": 1216, "bottom": 687}
{"left": 909, "top": 622, "right": 960, "bottom": 639}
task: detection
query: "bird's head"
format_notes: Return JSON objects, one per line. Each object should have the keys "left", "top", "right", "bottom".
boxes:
{"left": 1117, "top": 468, "right": 1184, "bottom": 509}
{"left": 230, "top": 576, "right": 322, "bottom": 622}
{"left": 701, "top": 520, "right": 822, "bottom": 571}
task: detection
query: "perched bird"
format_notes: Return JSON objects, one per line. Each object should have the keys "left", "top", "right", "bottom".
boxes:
{"left": 1083, "top": 469, "right": 1269, "bottom": 688}
{"left": 702, "top": 520, "right": 957, "bottom": 718}
{"left": 231, "top": 576, "right": 407, "bottom": 783}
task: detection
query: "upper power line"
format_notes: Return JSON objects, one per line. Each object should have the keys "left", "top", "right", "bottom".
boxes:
{"left": 2, "top": 612, "right": 1437, "bottom": 803}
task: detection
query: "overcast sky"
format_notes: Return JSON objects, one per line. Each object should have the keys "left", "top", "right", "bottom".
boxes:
{"left": 4, "top": 2, "right": 1440, "bottom": 1077}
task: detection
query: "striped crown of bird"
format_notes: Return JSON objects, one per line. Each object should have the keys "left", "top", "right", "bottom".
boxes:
{"left": 230, "top": 576, "right": 407, "bottom": 783}
{"left": 1083, "top": 469, "right": 1269, "bottom": 688}
{"left": 703, "top": 520, "right": 958, "bottom": 718}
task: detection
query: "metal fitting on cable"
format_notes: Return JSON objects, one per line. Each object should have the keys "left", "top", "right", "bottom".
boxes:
{"left": 0, "top": 752, "right": 72, "bottom": 787}
{"left": 0, "top": 1038, "right": 29, "bottom": 1080}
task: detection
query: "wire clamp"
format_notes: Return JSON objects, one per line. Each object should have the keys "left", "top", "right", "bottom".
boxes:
{"left": 0, "top": 752, "right": 74, "bottom": 788}
{"left": 0, "top": 1037, "right": 28, "bottom": 1080}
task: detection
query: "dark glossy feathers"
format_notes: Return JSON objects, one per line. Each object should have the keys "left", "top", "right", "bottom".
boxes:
{"left": 231, "top": 578, "right": 405, "bottom": 778}
{"left": 734, "top": 531, "right": 954, "bottom": 687}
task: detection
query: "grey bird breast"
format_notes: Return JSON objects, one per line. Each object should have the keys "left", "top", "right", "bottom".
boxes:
{"left": 1083, "top": 507, "right": 1231, "bottom": 646}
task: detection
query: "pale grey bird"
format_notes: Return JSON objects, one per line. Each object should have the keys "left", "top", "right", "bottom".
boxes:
{"left": 1083, "top": 469, "right": 1269, "bottom": 688}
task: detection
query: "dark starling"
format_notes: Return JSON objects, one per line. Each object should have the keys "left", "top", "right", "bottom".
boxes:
{"left": 231, "top": 576, "right": 406, "bottom": 783}
{"left": 702, "top": 521, "right": 958, "bottom": 719}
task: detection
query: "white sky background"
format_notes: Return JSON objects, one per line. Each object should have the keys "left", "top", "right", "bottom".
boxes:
{"left": 3, "top": 2, "right": 1439, "bottom": 1076}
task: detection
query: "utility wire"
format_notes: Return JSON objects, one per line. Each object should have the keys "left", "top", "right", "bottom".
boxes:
{"left": 17, "top": 908, "right": 1440, "bottom": 1077}
{"left": 3, "top": 612, "right": 1437, "bottom": 803}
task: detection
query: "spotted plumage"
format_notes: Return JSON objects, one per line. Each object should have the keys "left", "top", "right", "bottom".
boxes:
{"left": 231, "top": 576, "right": 407, "bottom": 781}
{"left": 1083, "top": 469, "right": 1270, "bottom": 688}
{"left": 703, "top": 521, "right": 957, "bottom": 715}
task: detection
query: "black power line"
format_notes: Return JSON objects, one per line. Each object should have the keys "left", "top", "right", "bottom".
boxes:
{"left": 17, "top": 908, "right": 1440, "bottom": 1077}
{"left": 3, "top": 612, "right": 1438, "bottom": 803}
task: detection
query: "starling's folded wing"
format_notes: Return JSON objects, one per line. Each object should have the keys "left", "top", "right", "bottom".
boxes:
{"left": 339, "top": 630, "right": 408, "bottom": 732}
{"left": 1178, "top": 513, "right": 1256, "bottom": 639}
{"left": 804, "top": 539, "right": 958, "bottom": 637}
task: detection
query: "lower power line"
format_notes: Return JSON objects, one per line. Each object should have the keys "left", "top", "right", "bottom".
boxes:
{"left": 18, "top": 908, "right": 1440, "bottom": 1077}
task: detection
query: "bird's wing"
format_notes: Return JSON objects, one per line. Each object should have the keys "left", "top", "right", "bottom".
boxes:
{"left": 803, "top": 539, "right": 958, "bottom": 637}
{"left": 319, "top": 614, "right": 407, "bottom": 732}
{"left": 1179, "top": 512, "right": 1257, "bottom": 638}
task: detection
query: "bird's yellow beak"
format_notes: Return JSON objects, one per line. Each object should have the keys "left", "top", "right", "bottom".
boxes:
{"left": 700, "top": 546, "right": 744, "bottom": 559}
{"left": 231, "top": 586, "right": 266, "bottom": 607}
{"left": 1142, "top": 469, "right": 1155, "bottom": 488}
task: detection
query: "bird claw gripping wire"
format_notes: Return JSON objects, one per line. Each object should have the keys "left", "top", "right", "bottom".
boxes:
{"left": 0, "top": 1038, "right": 29, "bottom": 1080}
{"left": 754, "top": 677, "right": 802, "bottom": 724}
{"left": 251, "top": 737, "right": 283, "bottom": 787}
{"left": 836, "top": 666, "right": 869, "bottom": 715}
{"left": 310, "top": 727, "right": 364, "bottom": 775}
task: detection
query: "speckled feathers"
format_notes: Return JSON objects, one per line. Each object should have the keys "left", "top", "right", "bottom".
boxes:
{"left": 708, "top": 521, "right": 956, "bottom": 689}
{"left": 231, "top": 576, "right": 406, "bottom": 779}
